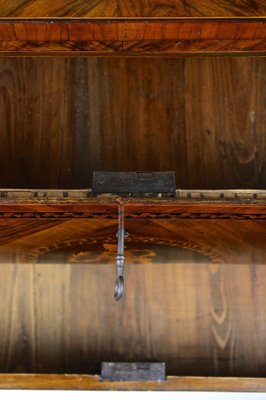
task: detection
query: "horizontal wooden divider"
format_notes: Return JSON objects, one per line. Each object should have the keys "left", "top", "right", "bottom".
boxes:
{"left": 0, "top": 374, "right": 266, "bottom": 391}
{"left": 0, "top": 19, "right": 265, "bottom": 55}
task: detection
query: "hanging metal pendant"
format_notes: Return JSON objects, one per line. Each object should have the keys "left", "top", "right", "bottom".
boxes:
{"left": 114, "top": 205, "right": 127, "bottom": 301}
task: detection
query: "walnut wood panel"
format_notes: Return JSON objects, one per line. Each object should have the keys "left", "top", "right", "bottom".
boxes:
{"left": 0, "top": 20, "right": 265, "bottom": 55}
{"left": 0, "top": 58, "right": 266, "bottom": 189}
{"left": 185, "top": 58, "right": 266, "bottom": 188}
{"left": 0, "top": 0, "right": 266, "bottom": 17}
{"left": 1, "top": 375, "right": 266, "bottom": 391}
{"left": 0, "top": 262, "right": 265, "bottom": 377}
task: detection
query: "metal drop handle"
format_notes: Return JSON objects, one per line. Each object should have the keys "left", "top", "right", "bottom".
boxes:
{"left": 114, "top": 275, "right": 124, "bottom": 301}
{"left": 114, "top": 205, "right": 126, "bottom": 301}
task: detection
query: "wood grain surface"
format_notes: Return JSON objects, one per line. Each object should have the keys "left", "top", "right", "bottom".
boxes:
{"left": 0, "top": 197, "right": 265, "bottom": 376}
{"left": 0, "top": 217, "right": 265, "bottom": 263}
{"left": 0, "top": 0, "right": 266, "bottom": 17}
{"left": 0, "top": 261, "right": 265, "bottom": 376}
{"left": 0, "top": 57, "right": 265, "bottom": 189}
{"left": 0, "top": 14, "right": 266, "bottom": 383}
{"left": 0, "top": 19, "right": 265, "bottom": 55}
{"left": 1, "top": 374, "right": 266, "bottom": 391}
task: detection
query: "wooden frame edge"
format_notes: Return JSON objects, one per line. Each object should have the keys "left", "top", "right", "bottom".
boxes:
{"left": 0, "top": 374, "right": 265, "bottom": 391}
{"left": 0, "top": 19, "right": 265, "bottom": 56}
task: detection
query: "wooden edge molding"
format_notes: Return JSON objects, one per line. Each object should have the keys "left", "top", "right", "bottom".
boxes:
{"left": 0, "top": 190, "right": 266, "bottom": 220}
{"left": 1, "top": 189, "right": 266, "bottom": 202}
{"left": 0, "top": 374, "right": 266, "bottom": 391}
{"left": 0, "top": 19, "right": 265, "bottom": 55}
{"left": 1, "top": 17, "right": 266, "bottom": 20}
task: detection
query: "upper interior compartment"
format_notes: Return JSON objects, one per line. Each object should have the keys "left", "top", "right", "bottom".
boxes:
{"left": 0, "top": 57, "right": 265, "bottom": 190}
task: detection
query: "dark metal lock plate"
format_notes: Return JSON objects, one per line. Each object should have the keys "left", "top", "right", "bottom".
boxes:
{"left": 93, "top": 171, "right": 176, "bottom": 194}
{"left": 101, "top": 362, "right": 166, "bottom": 382}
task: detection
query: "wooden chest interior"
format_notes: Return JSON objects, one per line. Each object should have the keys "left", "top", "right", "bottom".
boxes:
{"left": 0, "top": 3, "right": 266, "bottom": 391}
{"left": 2, "top": 57, "right": 265, "bottom": 190}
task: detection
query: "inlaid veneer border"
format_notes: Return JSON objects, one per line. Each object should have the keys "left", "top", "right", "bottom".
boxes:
{"left": 0, "top": 211, "right": 266, "bottom": 220}
{"left": 1, "top": 189, "right": 266, "bottom": 201}
{"left": 0, "top": 18, "right": 265, "bottom": 55}
{"left": 0, "top": 190, "right": 266, "bottom": 220}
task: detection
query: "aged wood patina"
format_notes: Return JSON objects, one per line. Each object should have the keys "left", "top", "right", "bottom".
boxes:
{"left": 0, "top": 0, "right": 266, "bottom": 392}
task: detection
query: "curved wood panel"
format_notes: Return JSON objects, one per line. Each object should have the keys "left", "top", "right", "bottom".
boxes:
{"left": 0, "top": 191, "right": 265, "bottom": 263}
{"left": 0, "top": 0, "right": 266, "bottom": 18}
{"left": 0, "top": 218, "right": 265, "bottom": 264}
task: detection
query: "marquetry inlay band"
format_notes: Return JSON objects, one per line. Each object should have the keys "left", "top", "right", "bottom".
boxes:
{"left": 1, "top": 189, "right": 266, "bottom": 201}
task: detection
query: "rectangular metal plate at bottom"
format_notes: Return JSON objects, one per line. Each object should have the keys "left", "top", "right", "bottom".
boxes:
{"left": 101, "top": 362, "right": 166, "bottom": 382}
